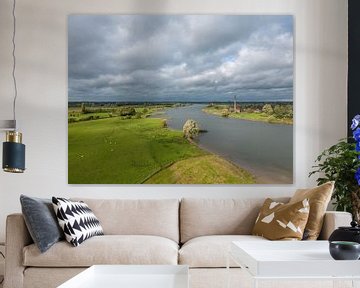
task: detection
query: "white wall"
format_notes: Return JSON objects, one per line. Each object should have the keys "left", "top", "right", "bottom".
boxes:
{"left": 0, "top": 0, "right": 348, "bottom": 242}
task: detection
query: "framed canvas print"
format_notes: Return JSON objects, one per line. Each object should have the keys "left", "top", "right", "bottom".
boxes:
{"left": 68, "top": 15, "right": 294, "bottom": 184}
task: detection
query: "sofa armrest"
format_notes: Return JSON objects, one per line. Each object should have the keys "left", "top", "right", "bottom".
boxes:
{"left": 4, "top": 214, "right": 32, "bottom": 288}
{"left": 318, "top": 211, "right": 352, "bottom": 240}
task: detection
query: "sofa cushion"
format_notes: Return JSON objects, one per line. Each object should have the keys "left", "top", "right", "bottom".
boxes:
{"left": 290, "top": 181, "right": 334, "bottom": 240}
{"left": 252, "top": 198, "right": 310, "bottom": 240}
{"left": 23, "top": 235, "right": 178, "bottom": 267}
{"left": 52, "top": 197, "right": 104, "bottom": 247}
{"left": 72, "top": 199, "right": 179, "bottom": 243}
{"left": 20, "top": 195, "right": 64, "bottom": 253}
{"left": 179, "top": 235, "right": 267, "bottom": 268}
{"left": 24, "top": 268, "right": 86, "bottom": 288}
{"left": 180, "top": 198, "right": 288, "bottom": 243}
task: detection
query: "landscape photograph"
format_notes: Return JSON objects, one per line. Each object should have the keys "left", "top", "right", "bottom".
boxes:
{"left": 68, "top": 15, "right": 294, "bottom": 184}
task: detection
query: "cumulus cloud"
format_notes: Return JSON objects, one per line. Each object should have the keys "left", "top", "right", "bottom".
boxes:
{"left": 68, "top": 15, "right": 293, "bottom": 102}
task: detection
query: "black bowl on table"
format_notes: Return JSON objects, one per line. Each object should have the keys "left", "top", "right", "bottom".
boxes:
{"left": 329, "top": 241, "right": 360, "bottom": 260}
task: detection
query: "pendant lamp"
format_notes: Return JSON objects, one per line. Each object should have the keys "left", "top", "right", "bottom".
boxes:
{"left": 1, "top": 0, "right": 26, "bottom": 173}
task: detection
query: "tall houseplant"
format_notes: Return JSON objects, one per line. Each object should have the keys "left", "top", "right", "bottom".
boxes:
{"left": 309, "top": 115, "right": 360, "bottom": 222}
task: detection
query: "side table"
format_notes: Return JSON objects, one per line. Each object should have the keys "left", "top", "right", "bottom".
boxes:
{"left": 227, "top": 241, "right": 360, "bottom": 288}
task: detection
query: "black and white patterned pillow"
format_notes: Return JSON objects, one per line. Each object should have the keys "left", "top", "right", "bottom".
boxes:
{"left": 52, "top": 197, "right": 104, "bottom": 247}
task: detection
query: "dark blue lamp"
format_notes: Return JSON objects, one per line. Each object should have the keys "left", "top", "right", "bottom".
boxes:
{"left": 1, "top": 0, "right": 26, "bottom": 173}
{"left": 2, "top": 130, "right": 25, "bottom": 173}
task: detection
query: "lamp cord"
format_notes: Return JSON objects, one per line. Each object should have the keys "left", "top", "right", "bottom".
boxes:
{"left": 11, "top": 0, "right": 17, "bottom": 128}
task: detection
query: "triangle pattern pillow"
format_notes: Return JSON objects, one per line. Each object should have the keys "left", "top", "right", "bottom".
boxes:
{"left": 52, "top": 197, "right": 104, "bottom": 247}
{"left": 252, "top": 198, "right": 310, "bottom": 240}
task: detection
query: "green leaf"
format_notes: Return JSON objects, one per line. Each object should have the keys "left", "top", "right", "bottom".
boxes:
{"left": 309, "top": 139, "right": 359, "bottom": 215}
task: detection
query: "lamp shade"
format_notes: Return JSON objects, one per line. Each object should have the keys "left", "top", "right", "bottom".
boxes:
{"left": 2, "top": 131, "right": 25, "bottom": 173}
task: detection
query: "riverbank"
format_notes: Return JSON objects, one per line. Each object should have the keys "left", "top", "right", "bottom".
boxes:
{"left": 158, "top": 104, "right": 293, "bottom": 184}
{"left": 145, "top": 154, "right": 255, "bottom": 184}
{"left": 202, "top": 106, "right": 293, "bottom": 125}
{"left": 68, "top": 103, "right": 173, "bottom": 123}
{"left": 68, "top": 116, "right": 257, "bottom": 184}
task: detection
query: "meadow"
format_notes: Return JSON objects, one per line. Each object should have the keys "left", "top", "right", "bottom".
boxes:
{"left": 68, "top": 104, "right": 256, "bottom": 184}
{"left": 203, "top": 103, "right": 293, "bottom": 125}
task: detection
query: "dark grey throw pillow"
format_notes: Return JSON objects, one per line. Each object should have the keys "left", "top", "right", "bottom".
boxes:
{"left": 20, "top": 195, "right": 64, "bottom": 253}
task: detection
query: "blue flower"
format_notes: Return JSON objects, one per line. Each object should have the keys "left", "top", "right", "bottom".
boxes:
{"left": 356, "top": 168, "right": 360, "bottom": 186}
{"left": 354, "top": 128, "right": 360, "bottom": 142}
{"left": 349, "top": 117, "right": 360, "bottom": 186}
{"left": 352, "top": 115, "right": 360, "bottom": 130}
{"left": 352, "top": 119, "right": 359, "bottom": 130}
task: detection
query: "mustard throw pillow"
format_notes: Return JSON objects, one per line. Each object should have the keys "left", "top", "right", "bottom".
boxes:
{"left": 289, "top": 181, "right": 334, "bottom": 240}
{"left": 252, "top": 198, "right": 310, "bottom": 240}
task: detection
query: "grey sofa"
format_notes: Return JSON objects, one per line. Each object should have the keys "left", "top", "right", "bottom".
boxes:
{"left": 4, "top": 198, "right": 352, "bottom": 288}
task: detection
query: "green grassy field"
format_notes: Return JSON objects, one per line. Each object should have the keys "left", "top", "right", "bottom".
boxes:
{"left": 145, "top": 155, "right": 255, "bottom": 184}
{"left": 68, "top": 105, "right": 164, "bottom": 123}
{"left": 203, "top": 106, "right": 293, "bottom": 125}
{"left": 68, "top": 116, "right": 256, "bottom": 184}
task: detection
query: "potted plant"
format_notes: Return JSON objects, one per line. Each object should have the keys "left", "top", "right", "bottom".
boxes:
{"left": 309, "top": 115, "right": 360, "bottom": 222}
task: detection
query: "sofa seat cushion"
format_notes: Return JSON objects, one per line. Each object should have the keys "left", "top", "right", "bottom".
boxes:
{"left": 179, "top": 235, "right": 267, "bottom": 268}
{"left": 23, "top": 235, "right": 179, "bottom": 267}
{"left": 180, "top": 198, "right": 289, "bottom": 243}
{"left": 72, "top": 199, "right": 180, "bottom": 243}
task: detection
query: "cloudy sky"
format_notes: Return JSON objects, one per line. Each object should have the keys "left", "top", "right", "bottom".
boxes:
{"left": 68, "top": 15, "right": 293, "bottom": 102}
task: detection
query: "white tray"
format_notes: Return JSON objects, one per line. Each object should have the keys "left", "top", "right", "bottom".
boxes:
{"left": 58, "top": 265, "right": 189, "bottom": 288}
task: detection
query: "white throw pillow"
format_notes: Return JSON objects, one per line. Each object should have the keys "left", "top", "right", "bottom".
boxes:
{"left": 52, "top": 197, "right": 103, "bottom": 247}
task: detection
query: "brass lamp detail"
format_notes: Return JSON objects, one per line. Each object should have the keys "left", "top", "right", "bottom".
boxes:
{"left": 6, "top": 130, "right": 22, "bottom": 143}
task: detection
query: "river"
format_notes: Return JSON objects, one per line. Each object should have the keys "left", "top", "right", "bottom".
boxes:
{"left": 153, "top": 104, "right": 293, "bottom": 184}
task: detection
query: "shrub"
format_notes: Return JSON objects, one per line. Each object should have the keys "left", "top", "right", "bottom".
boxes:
{"left": 119, "top": 107, "right": 136, "bottom": 116}
{"left": 134, "top": 112, "right": 142, "bottom": 119}
{"left": 81, "top": 103, "right": 87, "bottom": 114}
{"left": 221, "top": 109, "right": 230, "bottom": 117}
{"left": 68, "top": 117, "right": 78, "bottom": 123}
{"left": 274, "top": 105, "right": 292, "bottom": 119}
{"left": 267, "top": 115, "right": 277, "bottom": 123}
{"left": 262, "top": 104, "right": 274, "bottom": 115}
{"left": 183, "top": 119, "right": 199, "bottom": 139}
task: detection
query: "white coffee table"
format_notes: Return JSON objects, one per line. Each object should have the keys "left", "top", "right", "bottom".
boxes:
{"left": 228, "top": 241, "right": 360, "bottom": 288}
{"left": 58, "top": 265, "right": 189, "bottom": 288}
